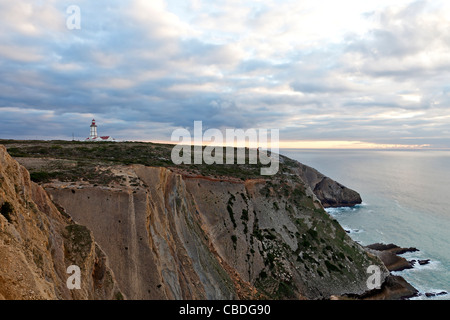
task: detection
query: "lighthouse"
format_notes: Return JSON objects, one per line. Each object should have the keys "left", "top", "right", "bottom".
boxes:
{"left": 90, "top": 119, "right": 98, "bottom": 139}
{"left": 85, "top": 119, "right": 115, "bottom": 142}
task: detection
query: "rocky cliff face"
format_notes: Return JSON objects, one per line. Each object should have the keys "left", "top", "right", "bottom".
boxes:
{"left": 1, "top": 143, "right": 389, "bottom": 300}
{"left": 45, "top": 164, "right": 387, "bottom": 300}
{"left": 288, "top": 157, "right": 362, "bottom": 208}
{"left": 0, "top": 145, "right": 123, "bottom": 300}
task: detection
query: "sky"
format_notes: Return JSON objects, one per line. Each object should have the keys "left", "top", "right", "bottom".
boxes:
{"left": 1, "top": 0, "right": 450, "bottom": 148}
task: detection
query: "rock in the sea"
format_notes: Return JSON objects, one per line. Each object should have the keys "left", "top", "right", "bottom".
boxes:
{"left": 418, "top": 259, "right": 430, "bottom": 266}
{"left": 394, "top": 247, "right": 419, "bottom": 255}
{"left": 365, "top": 244, "right": 415, "bottom": 272}
{"left": 425, "top": 291, "right": 447, "bottom": 298}
{"left": 366, "top": 243, "right": 418, "bottom": 255}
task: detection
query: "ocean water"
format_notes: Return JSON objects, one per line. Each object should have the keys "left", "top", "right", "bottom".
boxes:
{"left": 281, "top": 149, "right": 450, "bottom": 300}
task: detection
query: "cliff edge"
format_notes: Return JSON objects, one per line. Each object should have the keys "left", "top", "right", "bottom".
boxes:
{"left": 0, "top": 145, "right": 123, "bottom": 300}
{"left": 0, "top": 141, "right": 386, "bottom": 300}
{"left": 285, "top": 156, "right": 362, "bottom": 208}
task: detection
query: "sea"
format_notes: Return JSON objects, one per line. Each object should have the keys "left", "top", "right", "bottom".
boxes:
{"left": 281, "top": 149, "right": 450, "bottom": 300}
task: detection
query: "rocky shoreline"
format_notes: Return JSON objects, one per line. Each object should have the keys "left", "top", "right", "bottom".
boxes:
{"left": 365, "top": 243, "right": 419, "bottom": 272}
{"left": 334, "top": 242, "right": 448, "bottom": 300}
{"left": 359, "top": 243, "right": 447, "bottom": 299}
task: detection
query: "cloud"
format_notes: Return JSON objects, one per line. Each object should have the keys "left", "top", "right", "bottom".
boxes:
{"left": 0, "top": 0, "right": 450, "bottom": 148}
{"left": 0, "top": 0, "right": 64, "bottom": 37}
{"left": 0, "top": 44, "right": 43, "bottom": 62}
{"left": 343, "top": 1, "right": 450, "bottom": 77}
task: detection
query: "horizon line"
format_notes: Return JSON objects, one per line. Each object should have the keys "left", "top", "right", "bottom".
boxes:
{"left": 1, "top": 138, "right": 447, "bottom": 150}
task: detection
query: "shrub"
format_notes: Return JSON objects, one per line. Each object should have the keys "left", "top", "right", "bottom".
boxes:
{"left": 264, "top": 232, "right": 276, "bottom": 240}
{"left": 325, "top": 260, "right": 341, "bottom": 273}
{"left": 276, "top": 281, "right": 295, "bottom": 299}
{"left": 227, "top": 204, "right": 236, "bottom": 228}
{"left": 266, "top": 252, "right": 275, "bottom": 269}
{"left": 231, "top": 235, "right": 237, "bottom": 249}
{"left": 241, "top": 209, "right": 249, "bottom": 221}
{"left": 115, "top": 291, "right": 124, "bottom": 300}
{"left": 252, "top": 228, "right": 264, "bottom": 241}
{"left": 307, "top": 228, "right": 318, "bottom": 239}
{"left": 30, "top": 171, "right": 50, "bottom": 182}
{"left": 273, "top": 201, "right": 279, "bottom": 211}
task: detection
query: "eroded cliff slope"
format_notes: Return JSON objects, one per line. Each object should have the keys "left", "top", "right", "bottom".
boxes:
{"left": 1, "top": 141, "right": 389, "bottom": 300}
{"left": 46, "top": 165, "right": 387, "bottom": 300}
{"left": 0, "top": 145, "right": 123, "bottom": 300}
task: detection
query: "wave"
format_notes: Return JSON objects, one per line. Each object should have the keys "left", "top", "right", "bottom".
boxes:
{"left": 410, "top": 290, "right": 449, "bottom": 300}
{"left": 396, "top": 251, "right": 443, "bottom": 270}
{"left": 342, "top": 225, "right": 364, "bottom": 234}
{"left": 358, "top": 202, "right": 369, "bottom": 207}
{"left": 325, "top": 207, "right": 355, "bottom": 216}
{"left": 325, "top": 202, "right": 368, "bottom": 216}
{"left": 392, "top": 258, "right": 449, "bottom": 299}
{"left": 392, "top": 259, "right": 442, "bottom": 276}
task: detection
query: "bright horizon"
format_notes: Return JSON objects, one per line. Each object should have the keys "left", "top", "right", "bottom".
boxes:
{"left": 148, "top": 139, "right": 433, "bottom": 150}
{"left": 0, "top": 137, "right": 437, "bottom": 150}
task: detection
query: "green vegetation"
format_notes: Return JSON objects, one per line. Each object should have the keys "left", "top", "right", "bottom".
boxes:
{"left": 241, "top": 208, "right": 249, "bottom": 221}
{"left": 1, "top": 139, "right": 300, "bottom": 184}
{"left": 273, "top": 201, "right": 279, "bottom": 211}
{"left": 30, "top": 171, "right": 56, "bottom": 183}
{"left": 231, "top": 235, "right": 237, "bottom": 249}
{"left": 64, "top": 224, "right": 93, "bottom": 260}
{"left": 241, "top": 209, "right": 249, "bottom": 234}
{"left": 227, "top": 194, "right": 237, "bottom": 229}
{"left": 0, "top": 139, "right": 379, "bottom": 298}
{"left": 325, "top": 260, "right": 341, "bottom": 273}
{"left": 252, "top": 214, "right": 264, "bottom": 241}
{"left": 275, "top": 281, "right": 296, "bottom": 299}
{"left": 115, "top": 291, "right": 124, "bottom": 300}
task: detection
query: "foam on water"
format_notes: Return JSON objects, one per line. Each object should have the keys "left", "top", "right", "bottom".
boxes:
{"left": 283, "top": 149, "right": 450, "bottom": 299}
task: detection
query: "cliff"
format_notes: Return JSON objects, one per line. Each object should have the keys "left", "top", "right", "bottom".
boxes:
{"left": 0, "top": 145, "right": 123, "bottom": 300}
{"left": 0, "top": 141, "right": 388, "bottom": 300}
{"left": 45, "top": 170, "right": 385, "bottom": 299}
{"left": 286, "top": 157, "right": 362, "bottom": 208}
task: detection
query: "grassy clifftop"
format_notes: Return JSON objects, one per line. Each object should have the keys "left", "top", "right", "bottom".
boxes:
{"left": 0, "top": 139, "right": 296, "bottom": 184}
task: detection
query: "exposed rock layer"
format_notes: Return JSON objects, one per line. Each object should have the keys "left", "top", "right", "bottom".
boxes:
{"left": 0, "top": 145, "right": 123, "bottom": 300}
{"left": 292, "top": 160, "right": 362, "bottom": 208}
{"left": 46, "top": 164, "right": 387, "bottom": 300}
{"left": 365, "top": 243, "right": 418, "bottom": 272}
{"left": 1, "top": 143, "right": 393, "bottom": 300}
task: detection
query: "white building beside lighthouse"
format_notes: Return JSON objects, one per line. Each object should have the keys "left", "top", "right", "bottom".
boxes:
{"left": 85, "top": 119, "right": 115, "bottom": 142}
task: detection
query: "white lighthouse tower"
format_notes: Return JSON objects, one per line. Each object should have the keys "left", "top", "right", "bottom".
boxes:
{"left": 85, "top": 118, "right": 115, "bottom": 142}
{"left": 90, "top": 119, "right": 98, "bottom": 139}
